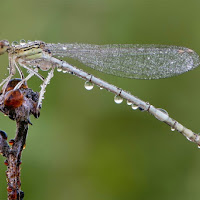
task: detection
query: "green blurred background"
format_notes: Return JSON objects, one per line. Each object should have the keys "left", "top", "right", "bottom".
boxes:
{"left": 0, "top": 0, "right": 200, "bottom": 199}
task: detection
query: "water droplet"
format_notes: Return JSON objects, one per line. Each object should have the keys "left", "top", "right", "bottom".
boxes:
{"left": 20, "top": 39, "right": 26, "bottom": 45}
{"left": 114, "top": 95, "right": 123, "bottom": 104}
{"left": 84, "top": 81, "right": 94, "bottom": 90}
{"left": 186, "top": 137, "right": 192, "bottom": 142}
{"left": 127, "top": 100, "right": 132, "bottom": 105}
{"left": 62, "top": 47, "right": 67, "bottom": 50}
{"left": 11, "top": 41, "right": 18, "bottom": 46}
{"left": 158, "top": 108, "right": 169, "bottom": 116}
{"left": 171, "top": 127, "right": 175, "bottom": 131}
{"left": 132, "top": 104, "right": 138, "bottom": 110}
{"left": 62, "top": 69, "right": 68, "bottom": 73}
{"left": 154, "top": 108, "right": 169, "bottom": 121}
{"left": 57, "top": 66, "right": 62, "bottom": 72}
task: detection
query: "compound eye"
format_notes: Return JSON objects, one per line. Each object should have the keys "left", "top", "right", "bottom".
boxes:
{"left": 0, "top": 40, "right": 10, "bottom": 55}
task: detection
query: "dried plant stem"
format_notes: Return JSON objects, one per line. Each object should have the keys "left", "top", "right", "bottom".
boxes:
{"left": 6, "top": 121, "right": 28, "bottom": 199}
{"left": 0, "top": 79, "right": 40, "bottom": 199}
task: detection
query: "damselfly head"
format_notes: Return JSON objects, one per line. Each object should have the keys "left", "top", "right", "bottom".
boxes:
{"left": 0, "top": 40, "right": 10, "bottom": 55}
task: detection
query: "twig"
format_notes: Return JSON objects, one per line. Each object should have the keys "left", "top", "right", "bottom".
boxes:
{"left": 0, "top": 79, "right": 40, "bottom": 200}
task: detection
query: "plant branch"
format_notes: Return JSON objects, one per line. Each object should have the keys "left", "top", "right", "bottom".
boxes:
{"left": 0, "top": 79, "right": 40, "bottom": 200}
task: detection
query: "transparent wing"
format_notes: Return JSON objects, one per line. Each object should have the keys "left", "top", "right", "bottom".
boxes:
{"left": 46, "top": 43, "right": 200, "bottom": 79}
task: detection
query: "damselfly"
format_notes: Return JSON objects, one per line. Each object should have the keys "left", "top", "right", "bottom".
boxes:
{"left": 0, "top": 39, "right": 200, "bottom": 146}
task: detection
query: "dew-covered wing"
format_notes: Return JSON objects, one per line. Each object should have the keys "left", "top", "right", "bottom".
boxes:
{"left": 46, "top": 43, "right": 200, "bottom": 79}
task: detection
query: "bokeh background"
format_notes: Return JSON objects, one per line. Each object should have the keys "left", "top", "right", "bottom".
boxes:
{"left": 0, "top": 0, "right": 200, "bottom": 199}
